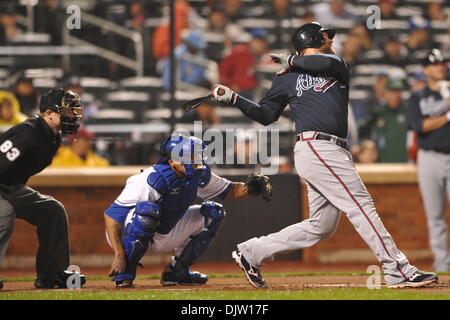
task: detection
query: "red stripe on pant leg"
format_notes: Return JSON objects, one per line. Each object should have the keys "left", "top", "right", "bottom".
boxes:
{"left": 306, "top": 142, "right": 407, "bottom": 279}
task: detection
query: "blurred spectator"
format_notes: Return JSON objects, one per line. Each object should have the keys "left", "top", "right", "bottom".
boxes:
{"left": 218, "top": 30, "right": 269, "bottom": 100}
{"left": 301, "top": 8, "right": 317, "bottom": 24}
{"left": 378, "top": 36, "right": 409, "bottom": 67}
{"left": 0, "top": 6, "right": 23, "bottom": 45}
{"left": 350, "top": 24, "right": 372, "bottom": 52}
{"left": 162, "top": 29, "right": 210, "bottom": 91}
{"left": 369, "top": 0, "right": 400, "bottom": 49}
{"left": 355, "top": 72, "right": 389, "bottom": 140}
{"left": 406, "top": 16, "right": 433, "bottom": 54}
{"left": 206, "top": 7, "right": 251, "bottom": 57}
{"left": 424, "top": 1, "right": 447, "bottom": 22}
{"left": 152, "top": 0, "right": 192, "bottom": 67}
{"left": 51, "top": 126, "right": 109, "bottom": 167}
{"left": 261, "top": 0, "right": 297, "bottom": 49}
{"left": 125, "top": 1, "right": 146, "bottom": 31}
{"left": 356, "top": 140, "right": 378, "bottom": 163}
{"left": 342, "top": 34, "right": 362, "bottom": 66}
{"left": 0, "top": 90, "right": 27, "bottom": 127}
{"left": 369, "top": 79, "right": 409, "bottom": 162}
{"left": 34, "top": 0, "right": 64, "bottom": 45}
{"left": 14, "top": 77, "right": 39, "bottom": 117}
{"left": 224, "top": 0, "right": 244, "bottom": 23}
{"left": 378, "top": 0, "right": 399, "bottom": 20}
{"left": 312, "top": 0, "right": 357, "bottom": 27}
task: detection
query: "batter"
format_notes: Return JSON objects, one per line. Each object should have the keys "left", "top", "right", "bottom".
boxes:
{"left": 212, "top": 22, "right": 438, "bottom": 289}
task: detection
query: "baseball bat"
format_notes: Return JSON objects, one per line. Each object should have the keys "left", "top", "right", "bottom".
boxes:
{"left": 181, "top": 88, "right": 225, "bottom": 112}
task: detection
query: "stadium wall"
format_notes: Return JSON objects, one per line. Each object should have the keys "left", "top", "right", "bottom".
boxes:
{"left": 1, "top": 164, "right": 448, "bottom": 269}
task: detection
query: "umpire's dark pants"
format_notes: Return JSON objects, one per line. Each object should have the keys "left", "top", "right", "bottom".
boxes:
{"left": 0, "top": 185, "right": 70, "bottom": 276}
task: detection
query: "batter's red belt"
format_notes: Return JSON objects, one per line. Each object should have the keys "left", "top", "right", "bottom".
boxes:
{"left": 297, "top": 132, "right": 348, "bottom": 149}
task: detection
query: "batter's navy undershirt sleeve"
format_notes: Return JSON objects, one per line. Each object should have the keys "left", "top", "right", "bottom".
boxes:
{"left": 234, "top": 76, "right": 288, "bottom": 126}
{"left": 290, "top": 54, "right": 350, "bottom": 85}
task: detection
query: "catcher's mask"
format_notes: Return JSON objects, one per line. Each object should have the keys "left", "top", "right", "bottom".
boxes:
{"left": 160, "top": 134, "right": 208, "bottom": 177}
{"left": 40, "top": 88, "right": 83, "bottom": 135}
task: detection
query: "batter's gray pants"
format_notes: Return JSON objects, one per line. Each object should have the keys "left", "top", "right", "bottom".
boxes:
{"left": 238, "top": 135, "right": 417, "bottom": 286}
{"left": 0, "top": 185, "right": 70, "bottom": 276}
{"left": 417, "top": 149, "right": 450, "bottom": 272}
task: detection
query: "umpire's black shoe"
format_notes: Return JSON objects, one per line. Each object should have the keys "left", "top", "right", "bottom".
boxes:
{"left": 160, "top": 263, "right": 209, "bottom": 286}
{"left": 387, "top": 270, "right": 438, "bottom": 288}
{"left": 232, "top": 250, "right": 267, "bottom": 289}
{"left": 34, "top": 270, "right": 86, "bottom": 289}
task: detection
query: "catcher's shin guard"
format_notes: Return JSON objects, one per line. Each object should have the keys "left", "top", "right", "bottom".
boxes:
{"left": 172, "top": 201, "right": 225, "bottom": 275}
{"left": 112, "top": 202, "right": 160, "bottom": 284}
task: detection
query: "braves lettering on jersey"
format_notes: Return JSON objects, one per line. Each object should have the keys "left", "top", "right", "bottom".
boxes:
{"left": 233, "top": 54, "right": 350, "bottom": 138}
{"left": 104, "top": 164, "right": 232, "bottom": 234}
{"left": 408, "top": 86, "right": 450, "bottom": 153}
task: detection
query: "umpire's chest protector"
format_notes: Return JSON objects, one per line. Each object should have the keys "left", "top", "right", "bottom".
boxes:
{"left": 148, "top": 164, "right": 200, "bottom": 234}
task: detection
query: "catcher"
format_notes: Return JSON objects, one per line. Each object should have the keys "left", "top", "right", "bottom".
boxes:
{"left": 104, "top": 134, "right": 272, "bottom": 287}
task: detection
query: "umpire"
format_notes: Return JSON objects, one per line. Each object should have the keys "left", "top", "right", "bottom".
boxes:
{"left": 0, "top": 88, "right": 86, "bottom": 289}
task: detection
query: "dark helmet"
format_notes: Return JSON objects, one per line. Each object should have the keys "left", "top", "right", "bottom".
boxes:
{"left": 39, "top": 88, "right": 83, "bottom": 135}
{"left": 159, "top": 134, "right": 208, "bottom": 177}
{"left": 291, "top": 22, "right": 335, "bottom": 54}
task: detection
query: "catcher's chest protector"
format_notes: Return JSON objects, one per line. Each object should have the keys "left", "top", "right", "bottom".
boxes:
{"left": 148, "top": 164, "right": 200, "bottom": 234}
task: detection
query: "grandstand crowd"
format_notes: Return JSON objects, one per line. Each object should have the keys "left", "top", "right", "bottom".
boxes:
{"left": 0, "top": 0, "right": 448, "bottom": 167}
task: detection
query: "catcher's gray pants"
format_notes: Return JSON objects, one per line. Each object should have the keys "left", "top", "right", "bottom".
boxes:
{"left": 238, "top": 133, "right": 417, "bottom": 286}
{"left": 0, "top": 185, "right": 70, "bottom": 276}
{"left": 417, "top": 149, "right": 450, "bottom": 271}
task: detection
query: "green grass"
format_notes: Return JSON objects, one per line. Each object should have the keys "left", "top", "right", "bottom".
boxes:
{"left": 1, "top": 288, "right": 449, "bottom": 300}
{"left": 1, "top": 271, "right": 449, "bottom": 300}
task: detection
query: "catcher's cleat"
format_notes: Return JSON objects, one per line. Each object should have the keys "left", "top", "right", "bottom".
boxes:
{"left": 115, "top": 279, "right": 133, "bottom": 288}
{"left": 160, "top": 263, "right": 209, "bottom": 286}
{"left": 34, "top": 270, "right": 86, "bottom": 289}
{"left": 232, "top": 250, "right": 267, "bottom": 289}
{"left": 386, "top": 270, "right": 438, "bottom": 288}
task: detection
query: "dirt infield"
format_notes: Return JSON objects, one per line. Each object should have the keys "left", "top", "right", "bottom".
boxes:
{"left": 1, "top": 261, "right": 449, "bottom": 293}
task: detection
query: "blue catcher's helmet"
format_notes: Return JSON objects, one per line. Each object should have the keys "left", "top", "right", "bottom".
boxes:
{"left": 160, "top": 134, "right": 208, "bottom": 177}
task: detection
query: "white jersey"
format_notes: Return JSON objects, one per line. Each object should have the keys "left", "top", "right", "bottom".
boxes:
{"left": 114, "top": 167, "right": 231, "bottom": 208}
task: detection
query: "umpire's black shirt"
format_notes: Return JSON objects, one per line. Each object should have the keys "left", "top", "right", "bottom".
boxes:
{"left": 0, "top": 116, "right": 61, "bottom": 187}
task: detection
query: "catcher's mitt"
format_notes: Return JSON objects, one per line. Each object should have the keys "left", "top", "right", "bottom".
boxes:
{"left": 246, "top": 173, "right": 273, "bottom": 202}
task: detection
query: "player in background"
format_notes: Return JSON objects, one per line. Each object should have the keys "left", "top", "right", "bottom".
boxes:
{"left": 212, "top": 22, "right": 438, "bottom": 289}
{"left": 104, "top": 134, "right": 272, "bottom": 287}
{"left": 407, "top": 48, "right": 450, "bottom": 272}
{"left": 0, "top": 88, "right": 85, "bottom": 289}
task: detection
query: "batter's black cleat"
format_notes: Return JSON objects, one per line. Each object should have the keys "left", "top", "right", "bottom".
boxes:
{"left": 232, "top": 250, "right": 267, "bottom": 289}
{"left": 387, "top": 270, "right": 438, "bottom": 288}
{"left": 34, "top": 270, "right": 86, "bottom": 289}
{"left": 160, "top": 263, "right": 209, "bottom": 286}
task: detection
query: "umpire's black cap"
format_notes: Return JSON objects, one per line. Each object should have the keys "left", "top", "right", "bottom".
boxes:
{"left": 39, "top": 88, "right": 65, "bottom": 113}
{"left": 422, "top": 48, "right": 445, "bottom": 66}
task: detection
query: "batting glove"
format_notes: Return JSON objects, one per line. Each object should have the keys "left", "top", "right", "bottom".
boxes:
{"left": 212, "top": 85, "right": 238, "bottom": 104}
{"left": 270, "top": 53, "right": 295, "bottom": 75}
